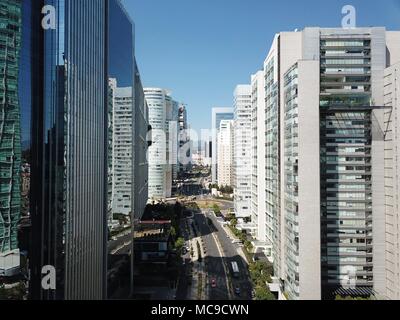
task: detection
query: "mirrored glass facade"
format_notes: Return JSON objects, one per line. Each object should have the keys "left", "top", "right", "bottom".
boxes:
{"left": 107, "top": 0, "right": 134, "bottom": 299}
{"left": 30, "top": 0, "right": 108, "bottom": 300}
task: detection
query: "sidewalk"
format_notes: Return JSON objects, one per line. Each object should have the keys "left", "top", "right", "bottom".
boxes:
{"left": 218, "top": 218, "right": 251, "bottom": 265}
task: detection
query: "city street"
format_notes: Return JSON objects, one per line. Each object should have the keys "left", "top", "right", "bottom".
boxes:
{"left": 108, "top": 230, "right": 132, "bottom": 255}
{"left": 175, "top": 169, "right": 253, "bottom": 300}
{"left": 201, "top": 209, "right": 253, "bottom": 300}
{"left": 193, "top": 210, "right": 230, "bottom": 300}
{"left": 175, "top": 218, "right": 192, "bottom": 300}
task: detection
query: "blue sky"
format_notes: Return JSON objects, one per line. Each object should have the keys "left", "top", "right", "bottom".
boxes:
{"left": 122, "top": 0, "right": 400, "bottom": 133}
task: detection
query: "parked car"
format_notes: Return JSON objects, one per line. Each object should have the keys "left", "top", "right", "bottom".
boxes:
{"left": 211, "top": 278, "right": 217, "bottom": 288}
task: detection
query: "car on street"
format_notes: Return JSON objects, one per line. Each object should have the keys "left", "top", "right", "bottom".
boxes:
{"left": 211, "top": 278, "right": 217, "bottom": 288}
{"left": 234, "top": 286, "right": 241, "bottom": 296}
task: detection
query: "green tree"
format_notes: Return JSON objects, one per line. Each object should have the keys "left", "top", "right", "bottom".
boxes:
{"left": 219, "top": 185, "right": 233, "bottom": 194}
{"left": 212, "top": 204, "right": 222, "bottom": 217}
{"left": 230, "top": 217, "right": 238, "bottom": 228}
{"left": 255, "top": 285, "right": 275, "bottom": 300}
{"left": 209, "top": 183, "right": 219, "bottom": 190}
{"left": 249, "top": 261, "right": 273, "bottom": 286}
{"left": 244, "top": 240, "right": 253, "bottom": 253}
{"left": 170, "top": 226, "right": 177, "bottom": 239}
{"left": 175, "top": 237, "right": 186, "bottom": 255}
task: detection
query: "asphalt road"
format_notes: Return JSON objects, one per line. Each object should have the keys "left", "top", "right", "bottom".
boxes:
{"left": 174, "top": 173, "right": 252, "bottom": 301}
{"left": 203, "top": 209, "right": 253, "bottom": 300}
{"left": 175, "top": 218, "right": 192, "bottom": 300}
{"left": 177, "top": 176, "right": 210, "bottom": 197}
{"left": 194, "top": 211, "right": 230, "bottom": 300}
{"left": 108, "top": 232, "right": 132, "bottom": 254}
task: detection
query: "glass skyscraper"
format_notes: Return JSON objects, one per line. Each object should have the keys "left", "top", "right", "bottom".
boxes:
{"left": 107, "top": 0, "right": 149, "bottom": 299}
{"left": 0, "top": 0, "right": 22, "bottom": 277}
{"left": 29, "top": 0, "right": 108, "bottom": 300}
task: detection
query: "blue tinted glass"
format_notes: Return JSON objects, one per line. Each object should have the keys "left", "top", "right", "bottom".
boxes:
{"left": 109, "top": 0, "right": 134, "bottom": 86}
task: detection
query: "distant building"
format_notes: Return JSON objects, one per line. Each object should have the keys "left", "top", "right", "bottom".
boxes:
{"left": 191, "top": 152, "right": 204, "bottom": 167}
{"left": 171, "top": 100, "right": 179, "bottom": 182}
{"left": 145, "top": 88, "right": 177, "bottom": 200}
{"left": 233, "top": 85, "right": 252, "bottom": 220}
{"left": 178, "top": 104, "right": 191, "bottom": 174}
{"left": 204, "top": 139, "right": 212, "bottom": 167}
{"left": 211, "top": 108, "right": 234, "bottom": 183}
{"left": 217, "top": 120, "right": 234, "bottom": 187}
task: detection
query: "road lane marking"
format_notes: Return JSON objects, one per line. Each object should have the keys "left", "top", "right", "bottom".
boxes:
{"left": 202, "top": 211, "right": 233, "bottom": 300}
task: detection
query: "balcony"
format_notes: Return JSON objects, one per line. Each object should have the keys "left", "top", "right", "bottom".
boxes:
{"left": 322, "top": 70, "right": 371, "bottom": 76}
{"left": 321, "top": 89, "right": 371, "bottom": 95}
{"left": 321, "top": 81, "right": 370, "bottom": 87}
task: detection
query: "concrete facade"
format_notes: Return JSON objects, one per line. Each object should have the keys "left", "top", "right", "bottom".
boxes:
{"left": 252, "top": 27, "right": 400, "bottom": 300}
{"left": 383, "top": 62, "right": 400, "bottom": 299}
{"left": 233, "top": 85, "right": 252, "bottom": 220}
{"left": 211, "top": 108, "right": 234, "bottom": 184}
{"left": 217, "top": 120, "right": 234, "bottom": 187}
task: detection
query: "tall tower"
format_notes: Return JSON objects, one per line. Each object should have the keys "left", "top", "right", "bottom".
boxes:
{"left": 211, "top": 107, "right": 234, "bottom": 184}
{"left": 0, "top": 0, "right": 22, "bottom": 277}
{"left": 233, "top": 85, "right": 252, "bottom": 220}
{"left": 30, "top": 0, "right": 108, "bottom": 300}
{"left": 145, "top": 88, "right": 176, "bottom": 200}
{"left": 258, "top": 27, "right": 400, "bottom": 300}
{"left": 217, "top": 120, "right": 234, "bottom": 187}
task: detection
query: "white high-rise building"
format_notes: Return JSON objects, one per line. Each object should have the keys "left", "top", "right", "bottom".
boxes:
{"left": 233, "top": 85, "right": 252, "bottom": 220}
{"left": 251, "top": 27, "right": 400, "bottom": 300}
{"left": 217, "top": 120, "right": 234, "bottom": 187}
{"left": 383, "top": 61, "right": 400, "bottom": 300}
{"left": 211, "top": 108, "right": 234, "bottom": 184}
{"left": 250, "top": 71, "right": 269, "bottom": 250}
{"left": 108, "top": 79, "right": 133, "bottom": 216}
{"left": 145, "top": 88, "right": 179, "bottom": 200}
{"left": 201, "top": 137, "right": 212, "bottom": 167}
